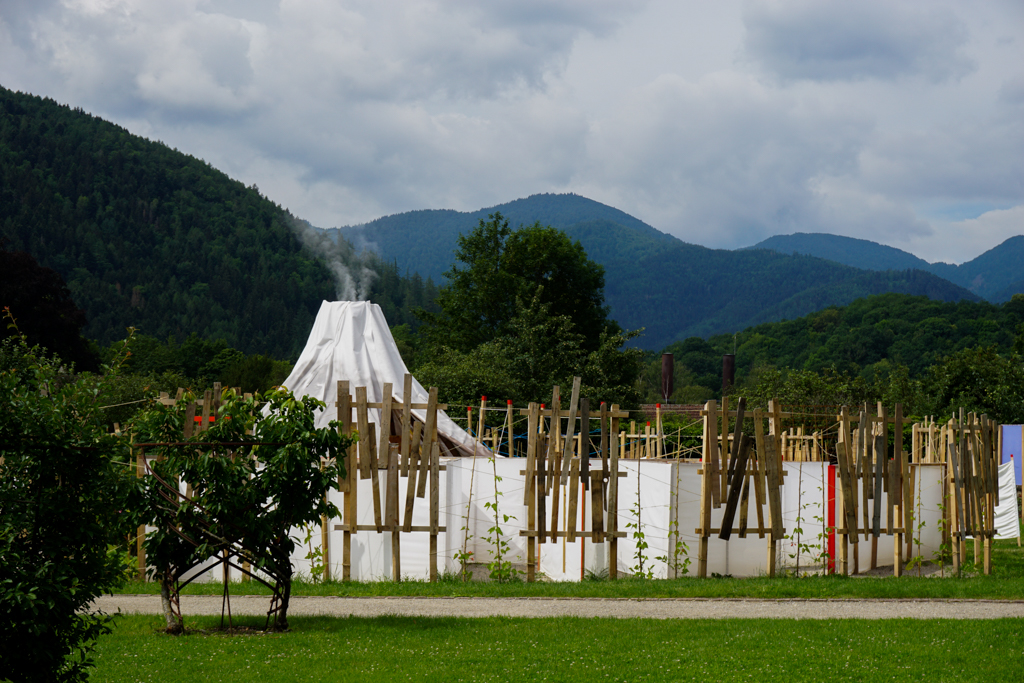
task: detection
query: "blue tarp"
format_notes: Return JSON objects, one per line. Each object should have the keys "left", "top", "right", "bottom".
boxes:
{"left": 1001, "top": 424, "right": 1023, "bottom": 486}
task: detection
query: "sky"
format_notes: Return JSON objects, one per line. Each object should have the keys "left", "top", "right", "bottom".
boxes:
{"left": 1, "top": 0, "right": 1022, "bottom": 264}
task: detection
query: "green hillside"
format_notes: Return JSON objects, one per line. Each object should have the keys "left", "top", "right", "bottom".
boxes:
{"left": 337, "top": 197, "right": 978, "bottom": 349}
{"left": 751, "top": 232, "right": 1024, "bottom": 301}
{"left": 0, "top": 86, "right": 440, "bottom": 360}
{"left": 749, "top": 233, "right": 931, "bottom": 271}
{"left": 642, "top": 292, "right": 1024, "bottom": 410}
{"left": 0, "top": 86, "right": 336, "bottom": 357}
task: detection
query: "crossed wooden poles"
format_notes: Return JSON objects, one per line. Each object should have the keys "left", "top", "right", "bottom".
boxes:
{"left": 517, "top": 378, "right": 629, "bottom": 581}
{"left": 332, "top": 377, "right": 445, "bottom": 582}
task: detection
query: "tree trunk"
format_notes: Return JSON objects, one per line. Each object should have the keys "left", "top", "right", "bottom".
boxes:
{"left": 276, "top": 578, "right": 291, "bottom": 631}
{"left": 160, "top": 576, "right": 183, "bottom": 634}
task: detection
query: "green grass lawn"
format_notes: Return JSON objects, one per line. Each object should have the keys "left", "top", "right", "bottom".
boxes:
{"left": 91, "top": 614, "right": 1023, "bottom": 682}
{"left": 114, "top": 537, "right": 1024, "bottom": 600}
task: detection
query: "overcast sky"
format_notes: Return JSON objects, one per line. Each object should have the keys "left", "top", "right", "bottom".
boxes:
{"left": 2, "top": 0, "right": 1021, "bottom": 264}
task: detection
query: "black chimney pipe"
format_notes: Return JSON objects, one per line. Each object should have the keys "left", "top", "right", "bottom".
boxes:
{"left": 722, "top": 354, "right": 735, "bottom": 395}
{"left": 661, "top": 353, "right": 674, "bottom": 402}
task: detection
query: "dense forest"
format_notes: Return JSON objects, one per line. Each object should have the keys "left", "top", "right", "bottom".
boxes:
{"left": 0, "top": 86, "right": 435, "bottom": 360}
{"left": 638, "top": 292, "right": 1024, "bottom": 423}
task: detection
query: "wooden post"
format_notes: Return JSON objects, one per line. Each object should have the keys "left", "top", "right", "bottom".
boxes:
{"left": 698, "top": 399, "right": 716, "bottom": 577}
{"left": 387, "top": 445, "right": 400, "bottom": 581}
{"left": 894, "top": 403, "right": 903, "bottom": 578}
{"left": 135, "top": 445, "right": 147, "bottom": 583}
{"left": 720, "top": 395, "right": 730, "bottom": 505}
{"left": 548, "top": 387, "right": 561, "bottom": 540}
{"left": 526, "top": 402, "right": 538, "bottom": 582}
{"left": 609, "top": 404, "right": 621, "bottom": 579}
{"left": 338, "top": 381, "right": 354, "bottom": 581}
{"left": 752, "top": 409, "right": 768, "bottom": 540}
{"left": 567, "top": 457, "right": 580, "bottom": 542}
{"left": 764, "top": 431, "right": 783, "bottom": 578}
{"left": 427, "top": 388, "right": 439, "bottom": 582}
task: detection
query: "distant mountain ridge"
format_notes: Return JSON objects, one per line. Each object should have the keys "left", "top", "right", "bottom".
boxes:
{"left": 331, "top": 194, "right": 980, "bottom": 349}
{"left": 750, "top": 232, "right": 1024, "bottom": 302}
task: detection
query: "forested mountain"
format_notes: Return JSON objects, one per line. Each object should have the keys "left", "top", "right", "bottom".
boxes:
{"left": 751, "top": 232, "right": 1024, "bottom": 302}
{"left": 0, "top": 86, "right": 435, "bottom": 359}
{"left": 333, "top": 195, "right": 977, "bottom": 349}
{"left": 643, "top": 292, "right": 1024, "bottom": 407}
{"left": 749, "top": 233, "right": 932, "bottom": 272}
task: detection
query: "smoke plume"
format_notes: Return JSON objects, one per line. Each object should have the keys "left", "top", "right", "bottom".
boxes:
{"left": 289, "top": 217, "right": 377, "bottom": 301}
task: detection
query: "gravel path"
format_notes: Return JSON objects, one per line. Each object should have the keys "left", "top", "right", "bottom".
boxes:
{"left": 94, "top": 595, "right": 1024, "bottom": 620}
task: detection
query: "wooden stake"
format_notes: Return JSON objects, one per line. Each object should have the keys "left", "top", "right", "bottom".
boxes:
{"left": 339, "top": 381, "right": 354, "bottom": 581}
{"left": 609, "top": 404, "right": 621, "bottom": 580}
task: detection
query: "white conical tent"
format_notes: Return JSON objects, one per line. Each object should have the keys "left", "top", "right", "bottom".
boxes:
{"left": 280, "top": 300, "right": 487, "bottom": 457}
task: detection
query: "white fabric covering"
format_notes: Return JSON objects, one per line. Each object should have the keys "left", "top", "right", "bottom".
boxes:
{"left": 995, "top": 460, "right": 1021, "bottom": 540}
{"left": 279, "top": 300, "right": 485, "bottom": 457}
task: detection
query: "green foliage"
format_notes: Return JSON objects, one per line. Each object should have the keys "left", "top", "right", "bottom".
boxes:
{"left": 133, "top": 387, "right": 352, "bottom": 631}
{"left": 483, "top": 457, "right": 520, "bottom": 583}
{"left": 0, "top": 87, "right": 333, "bottom": 357}
{"left": 924, "top": 346, "right": 1024, "bottom": 423}
{"left": 420, "top": 213, "right": 610, "bottom": 353}
{"left": 0, "top": 319, "right": 138, "bottom": 682}
{"left": 0, "top": 246, "right": 98, "bottom": 370}
{"left": 416, "top": 216, "right": 643, "bottom": 408}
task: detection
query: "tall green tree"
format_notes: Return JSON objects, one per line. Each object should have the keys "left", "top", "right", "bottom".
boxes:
{"left": 416, "top": 215, "right": 642, "bottom": 407}
{"left": 420, "top": 213, "right": 611, "bottom": 353}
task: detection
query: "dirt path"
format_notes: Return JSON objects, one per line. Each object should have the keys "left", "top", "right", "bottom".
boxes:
{"left": 94, "top": 595, "right": 1024, "bottom": 620}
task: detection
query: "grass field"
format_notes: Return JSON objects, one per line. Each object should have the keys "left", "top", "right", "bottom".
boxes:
{"left": 114, "top": 537, "right": 1024, "bottom": 600}
{"left": 91, "top": 614, "right": 1023, "bottom": 682}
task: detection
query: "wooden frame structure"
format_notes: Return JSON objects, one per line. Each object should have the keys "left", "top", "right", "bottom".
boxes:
{"left": 332, "top": 377, "right": 448, "bottom": 582}
{"left": 516, "top": 380, "right": 629, "bottom": 581}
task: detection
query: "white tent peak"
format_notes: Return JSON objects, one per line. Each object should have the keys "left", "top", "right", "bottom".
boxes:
{"left": 280, "top": 300, "right": 488, "bottom": 457}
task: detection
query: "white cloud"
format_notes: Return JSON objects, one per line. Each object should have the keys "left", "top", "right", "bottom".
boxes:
{"left": 742, "top": 0, "right": 975, "bottom": 83}
{"left": 0, "top": 0, "right": 1021, "bottom": 265}
{"left": 905, "top": 205, "right": 1024, "bottom": 264}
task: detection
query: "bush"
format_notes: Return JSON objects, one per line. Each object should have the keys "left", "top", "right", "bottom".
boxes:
{"left": 0, "top": 319, "right": 137, "bottom": 682}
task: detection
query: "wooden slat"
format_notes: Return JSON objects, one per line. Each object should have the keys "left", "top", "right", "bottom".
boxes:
{"left": 368, "top": 423, "right": 382, "bottom": 531}
{"left": 413, "top": 421, "right": 427, "bottom": 498}
{"left": 590, "top": 471, "right": 605, "bottom": 543}
{"left": 608, "top": 404, "right": 621, "bottom": 580}
{"left": 537, "top": 434, "right": 547, "bottom": 545}
{"left": 567, "top": 457, "right": 580, "bottom": 541}
{"left": 580, "top": 398, "right": 590, "bottom": 490}
{"left": 378, "top": 382, "right": 394, "bottom": 483}
{"left": 526, "top": 403, "right": 538, "bottom": 581}
{"left": 751, "top": 408, "right": 767, "bottom": 539}
{"left": 719, "top": 396, "right": 729, "bottom": 505}
{"left": 339, "top": 380, "right": 354, "bottom": 581}
{"left": 356, "top": 387, "right": 371, "bottom": 480}
{"left": 524, "top": 403, "right": 537, "bottom": 506}
{"left": 546, "top": 386, "right": 560, "bottom": 495}
{"left": 719, "top": 433, "right": 751, "bottom": 540}
{"left": 559, "top": 377, "right": 582, "bottom": 485}
{"left": 600, "top": 402, "right": 609, "bottom": 482}
{"left": 707, "top": 400, "right": 721, "bottom": 508}
{"left": 400, "top": 374, "right": 412, "bottom": 476}
{"left": 429, "top": 438, "right": 440, "bottom": 582}
{"left": 872, "top": 433, "right": 884, "bottom": 537}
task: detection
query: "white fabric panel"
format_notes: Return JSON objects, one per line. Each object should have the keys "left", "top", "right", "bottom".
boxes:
{"left": 843, "top": 464, "right": 945, "bottom": 571}
{"left": 276, "top": 300, "right": 487, "bottom": 456}
{"left": 445, "top": 458, "right": 529, "bottom": 574}
{"left": 290, "top": 461, "right": 450, "bottom": 582}
{"left": 995, "top": 460, "right": 1021, "bottom": 540}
